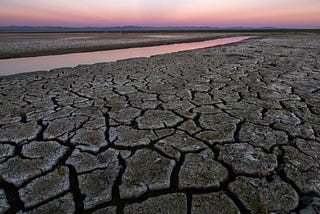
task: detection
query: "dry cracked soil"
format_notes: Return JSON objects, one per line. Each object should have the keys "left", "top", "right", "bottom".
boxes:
{"left": 0, "top": 33, "right": 320, "bottom": 213}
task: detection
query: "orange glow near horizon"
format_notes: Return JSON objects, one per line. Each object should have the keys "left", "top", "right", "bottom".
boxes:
{"left": 0, "top": 0, "right": 319, "bottom": 28}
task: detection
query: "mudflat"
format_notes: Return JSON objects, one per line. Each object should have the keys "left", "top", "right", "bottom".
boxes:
{"left": 0, "top": 33, "right": 319, "bottom": 213}
{"left": 0, "top": 32, "right": 252, "bottom": 59}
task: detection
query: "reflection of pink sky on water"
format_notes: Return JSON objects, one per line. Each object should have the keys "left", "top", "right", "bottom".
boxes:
{"left": 0, "top": 36, "right": 252, "bottom": 76}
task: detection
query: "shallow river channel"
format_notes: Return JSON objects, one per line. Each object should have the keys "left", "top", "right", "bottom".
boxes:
{"left": 0, "top": 36, "right": 251, "bottom": 76}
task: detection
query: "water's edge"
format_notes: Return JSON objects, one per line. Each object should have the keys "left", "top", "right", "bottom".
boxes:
{"left": 0, "top": 36, "right": 253, "bottom": 76}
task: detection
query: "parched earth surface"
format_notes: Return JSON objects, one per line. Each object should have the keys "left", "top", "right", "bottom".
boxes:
{"left": 0, "top": 33, "right": 320, "bottom": 213}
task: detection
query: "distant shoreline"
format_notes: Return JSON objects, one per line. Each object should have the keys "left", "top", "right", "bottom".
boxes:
{"left": 1, "top": 28, "right": 320, "bottom": 34}
{"left": 1, "top": 25, "right": 320, "bottom": 33}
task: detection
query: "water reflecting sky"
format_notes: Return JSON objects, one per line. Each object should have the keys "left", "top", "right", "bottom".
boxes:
{"left": 0, "top": 36, "right": 251, "bottom": 76}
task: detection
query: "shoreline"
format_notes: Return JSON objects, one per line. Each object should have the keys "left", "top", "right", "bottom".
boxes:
{"left": 0, "top": 36, "right": 255, "bottom": 77}
{"left": 0, "top": 32, "right": 259, "bottom": 59}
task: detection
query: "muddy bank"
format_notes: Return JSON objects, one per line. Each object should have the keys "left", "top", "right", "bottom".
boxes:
{"left": 0, "top": 33, "right": 319, "bottom": 213}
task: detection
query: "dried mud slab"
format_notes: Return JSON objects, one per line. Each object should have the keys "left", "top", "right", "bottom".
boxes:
{"left": 123, "top": 193, "right": 187, "bottom": 213}
{"left": 229, "top": 176, "right": 299, "bottom": 213}
{"left": 192, "top": 192, "right": 240, "bottom": 213}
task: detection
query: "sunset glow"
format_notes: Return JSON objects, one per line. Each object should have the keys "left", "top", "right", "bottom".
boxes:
{"left": 0, "top": 0, "right": 319, "bottom": 28}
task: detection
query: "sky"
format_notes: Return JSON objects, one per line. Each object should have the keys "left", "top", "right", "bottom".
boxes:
{"left": 0, "top": 0, "right": 319, "bottom": 28}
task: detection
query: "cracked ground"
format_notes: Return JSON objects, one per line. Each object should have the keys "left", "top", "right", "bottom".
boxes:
{"left": 0, "top": 33, "right": 320, "bottom": 213}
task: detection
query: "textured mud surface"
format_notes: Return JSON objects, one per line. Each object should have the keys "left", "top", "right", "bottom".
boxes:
{"left": 0, "top": 33, "right": 320, "bottom": 213}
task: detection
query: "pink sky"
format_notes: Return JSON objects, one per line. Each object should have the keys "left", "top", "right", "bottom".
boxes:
{"left": 0, "top": 0, "right": 319, "bottom": 27}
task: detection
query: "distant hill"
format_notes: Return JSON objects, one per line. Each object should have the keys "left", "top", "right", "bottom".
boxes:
{"left": 0, "top": 26, "right": 280, "bottom": 32}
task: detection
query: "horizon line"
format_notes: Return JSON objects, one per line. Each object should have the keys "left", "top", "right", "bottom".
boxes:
{"left": 1, "top": 25, "right": 320, "bottom": 29}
